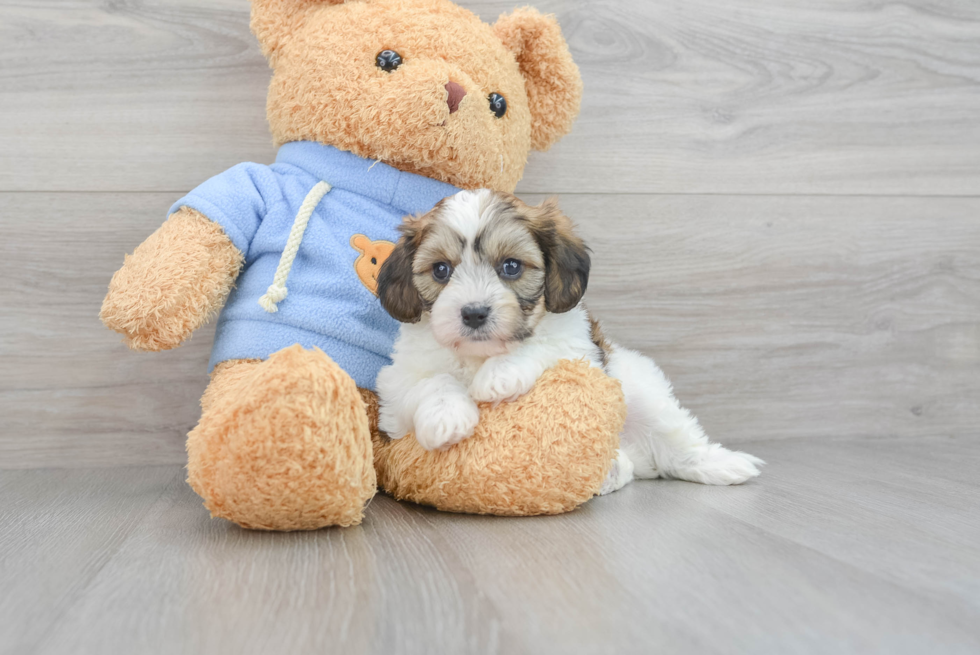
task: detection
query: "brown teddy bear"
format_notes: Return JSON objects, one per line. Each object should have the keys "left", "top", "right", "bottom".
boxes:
{"left": 100, "top": 0, "right": 626, "bottom": 530}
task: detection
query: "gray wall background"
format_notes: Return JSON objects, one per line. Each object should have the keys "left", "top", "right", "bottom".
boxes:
{"left": 2, "top": 0, "right": 978, "bottom": 467}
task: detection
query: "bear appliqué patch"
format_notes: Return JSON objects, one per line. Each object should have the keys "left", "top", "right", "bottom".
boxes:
{"left": 350, "top": 234, "right": 395, "bottom": 296}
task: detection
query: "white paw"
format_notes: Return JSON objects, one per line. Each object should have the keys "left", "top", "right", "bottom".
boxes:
{"left": 674, "top": 446, "right": 765, "bottom": 486}
{"left": 412, "top": 395, "right": 480, "bottom": 451}
{"left": 469, "top": 359, "right": 540, "bottom": 404}
{"left": 599, "top": 449, "right": 635, "bottom": 496}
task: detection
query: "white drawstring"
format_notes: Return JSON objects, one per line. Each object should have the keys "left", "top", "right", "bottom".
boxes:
{"left": 258, "top": 181, "right": 332, "bottom": 313}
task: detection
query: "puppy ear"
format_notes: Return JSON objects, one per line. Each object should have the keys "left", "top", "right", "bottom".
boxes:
{"left": 251, "top": 0, "right": 348, "bottom": 61}
{"left": 522, "top": 197, "right": 590, "bottom": 313}
{"left": 376, "top": 222, "right": 425, "bottom": 324}
{"left": 493, "top": 8, "right": 583, "bottom": 151}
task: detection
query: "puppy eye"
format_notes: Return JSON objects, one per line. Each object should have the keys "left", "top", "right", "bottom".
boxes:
{"left": 500, "top": 258, "right": 523, "bottom": 279}
{"left": 488, "top": 92, "right": 507, "bottom": 118}
{"left": 376, "top": 50, "right": 403, "bottom": 72}
{"left": 432, "top": 262, "right": 453, "bottom": 282}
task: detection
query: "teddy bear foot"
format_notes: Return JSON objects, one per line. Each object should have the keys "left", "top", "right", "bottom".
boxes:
{"left": 186, "top": 345, "right": 376, "bottom": 531}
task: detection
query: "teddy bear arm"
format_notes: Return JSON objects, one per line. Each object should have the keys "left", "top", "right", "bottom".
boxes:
{"left": 100, "top": 207, "right": 243, "bottom": 351}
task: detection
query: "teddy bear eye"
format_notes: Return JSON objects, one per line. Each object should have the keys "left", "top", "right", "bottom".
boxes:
{"left": 376, "top": 50, "right": 403, "bottom": 72}
{"left": 488, "top": 92, "right": 507, "bottom": 118}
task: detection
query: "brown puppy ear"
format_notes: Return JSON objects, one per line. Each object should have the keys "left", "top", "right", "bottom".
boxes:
{"left": 493, "top": 8, "right": 583, "bottom": 151}
{"left": 376, "top": 221, "right": 425, "bottom": 324}
{"left": 520, "top": 197, "right": 590, "bottom": 313}
{"left": 251, "top": 0, "right": 348, "bottom": 61}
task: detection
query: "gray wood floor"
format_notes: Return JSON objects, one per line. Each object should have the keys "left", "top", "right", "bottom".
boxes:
{"left": 2, "top": 0, "right": 979, "bottom": 653}
{"left": 3, "top": 438, "right": 979, "bottom": 655}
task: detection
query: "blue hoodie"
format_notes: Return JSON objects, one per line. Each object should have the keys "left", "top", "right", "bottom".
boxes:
{"left": 171, "top": 141, "right": 458, "bottom": 389}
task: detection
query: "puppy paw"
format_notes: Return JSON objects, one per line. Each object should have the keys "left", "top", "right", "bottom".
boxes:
{"left": 469, "top": 359, "right": 540, "bottom": 403}
{"left": 673, "top": 446, "right": 765, "bottom": 486}
{"left": 598, "top": 449, "right": 635, "bottom": 496}
{"left": 413, "top": 395, "right": 480, "bottom": 451}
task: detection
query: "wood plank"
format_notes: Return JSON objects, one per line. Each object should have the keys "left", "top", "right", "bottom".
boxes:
{"left": 429, "top": 468, "right": 980, "bottom": 654}
{"left": 0, "top": 193, "right": 212, "bottom": 468}
{"left": 26, "top": 472, "right": 514, "bottom": 655}
{"left": 660, "top": 437, "right": 980, "bottom": 612}
{"left": 2, "top": 0, "right": 979, "bottom": 195}
{"left": 0, "top": 465, "right": 183, "bottom": 653}
{"left": 2, "top": 192, "right": 978, "bottom": 467}
{"left": 3, "top": 441, "right": 978, "bottom": 654}
{"left": 545, "top": 193, "right": 980, "bottom": 445}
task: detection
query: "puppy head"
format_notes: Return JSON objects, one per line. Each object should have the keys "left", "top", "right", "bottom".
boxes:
{"left": 377, "top": 190, "right": 589, "bottom": 357}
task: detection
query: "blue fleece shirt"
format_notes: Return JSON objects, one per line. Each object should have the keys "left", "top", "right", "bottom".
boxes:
{"left": 171, "top": 141, "right": 458, "bottom": 389}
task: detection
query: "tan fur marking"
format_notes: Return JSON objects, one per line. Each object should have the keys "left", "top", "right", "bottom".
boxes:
{"left": 476, "top": 208, "right": 545, "bottom": 270}
{"left": 377, "top": 217, "right": 427, "bottom": 323}
{"left": 588, "top": 311, "right": 613, "bottom": 368}
{"left": 386, "top": 191, "right": 591, "bottom": 341}
{"left": 413, "top": 221, "right": 466, "bottom": 273}
{"left": 507, "top": 195, "right": 590, "bottom": 314}
{"left": 410, "top": 217, "right": 465, "bottom": 306}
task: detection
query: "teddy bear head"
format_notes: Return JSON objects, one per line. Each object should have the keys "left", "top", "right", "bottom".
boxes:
{"left": 251, "top": 0, "right": 582, "bottom": 192}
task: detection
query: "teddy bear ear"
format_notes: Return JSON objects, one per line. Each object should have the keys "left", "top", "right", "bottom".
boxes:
{"left": 493, "top": 8, "right": 583, "bottom": 151}
{"left": 251, "top": 0, "right": 349, "bottom": 61}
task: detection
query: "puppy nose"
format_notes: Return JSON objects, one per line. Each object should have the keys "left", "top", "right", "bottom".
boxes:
{"left": 461, "top": 305, "right": 489, "bottom": 329}
{"left": 445, "top": 81, "right": 466, "bottom": 114}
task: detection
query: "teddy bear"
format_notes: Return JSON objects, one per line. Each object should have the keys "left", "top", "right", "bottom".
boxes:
{"left": 100, "top": 0, "right": 626, "bottom": 530}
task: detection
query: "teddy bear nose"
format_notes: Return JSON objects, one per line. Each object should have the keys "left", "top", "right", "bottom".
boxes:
{"left": 445, "top": 81, "right": 466, "bottom": 114}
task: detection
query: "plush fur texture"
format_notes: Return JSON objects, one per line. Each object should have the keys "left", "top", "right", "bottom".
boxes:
{"left": 187, "top": 345, "right": 376, "bottom": 530}
{"left": 492, "top": 8, "right": 583, "bottom": 152}
{"left": 256, "top": 0, "right": 581, "bottom": 192}
{"left": 101, "top": 208, "right": 242, "bottom": 351}
{"left": 371, "top": 359, "right": 625, "bottom": 515}
{"left": 102, "top": 0, "right": 616, "bottom": 530}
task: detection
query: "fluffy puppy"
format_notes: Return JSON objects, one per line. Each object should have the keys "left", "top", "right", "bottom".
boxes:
{"left": 375, "top": 190, "right": 763, "bottom": 490}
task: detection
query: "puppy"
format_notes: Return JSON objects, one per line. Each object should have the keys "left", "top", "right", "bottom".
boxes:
{"left": 375, "top": 190, "right": 763, "bottom": 491}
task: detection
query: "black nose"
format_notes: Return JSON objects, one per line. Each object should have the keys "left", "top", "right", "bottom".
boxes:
{"left": 461, "top": 305, "right": 490, "bottom": 329}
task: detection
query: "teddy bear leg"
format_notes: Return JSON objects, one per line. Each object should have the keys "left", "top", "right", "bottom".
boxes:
{"left": 186, "top": 344, "right": 376, "bottom": 530}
